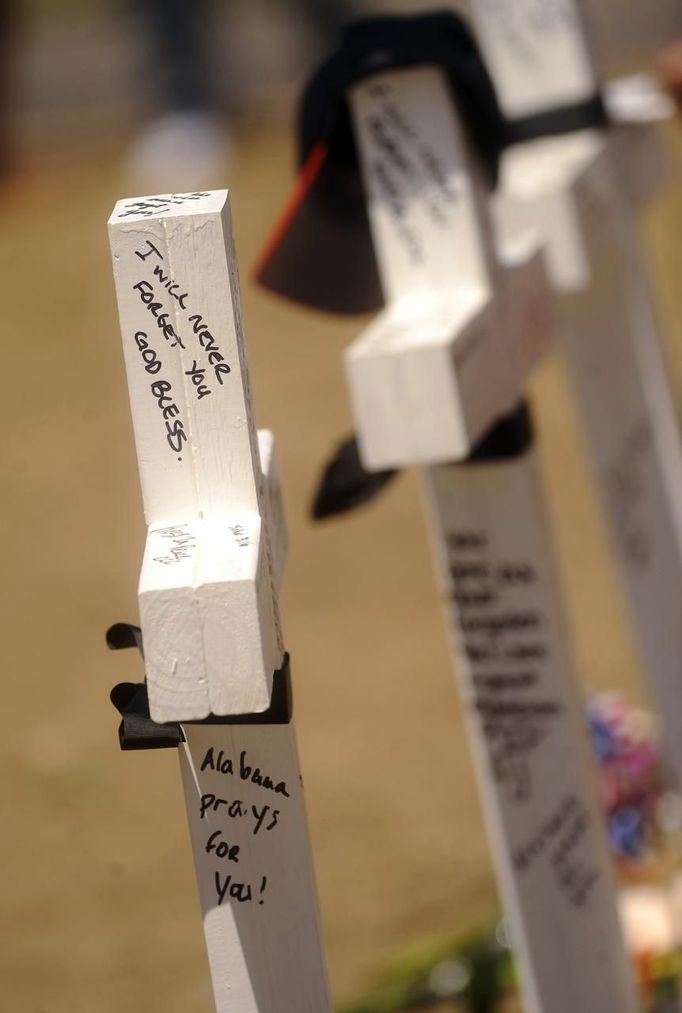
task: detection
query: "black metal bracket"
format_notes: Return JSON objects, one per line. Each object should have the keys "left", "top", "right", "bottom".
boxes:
{"left": 311, "top": 434, "right": 397, "bottom": 520}
{"left": 312, "top": 403, "right": 532, "bottom": 521}
{"left": 107, "top": 623, "right": 293, "bottom": 752}
{"left": 506, "top": 94, "right": 608, "bottom": 145}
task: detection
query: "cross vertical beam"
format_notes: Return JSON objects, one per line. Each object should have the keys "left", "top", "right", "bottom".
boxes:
{"left": 424, "top": 442, "right": 635, "bottom": 1012}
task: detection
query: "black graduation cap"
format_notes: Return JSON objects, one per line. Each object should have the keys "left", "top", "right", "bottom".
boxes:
{"left": 255, "top": 10, "right": 507, "bottom": 315}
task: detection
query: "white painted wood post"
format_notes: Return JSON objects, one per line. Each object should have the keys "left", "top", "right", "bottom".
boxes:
{"left": 470, "top": 0, "right": 682, "bottom": 791}
{"left": 345, "top": 67, "right": 638, "bottom": 1012}
{"left": 179, "top": 713, "right": 330, "bottom": 1013}
{"left": 345, "top": 69, "right": 550, "bottom": 470}
{"left": 464, "top": 0, "right": 599, "bottom": 123}
{"left": 424, "top": 448, "right": 636, "bottom": 1013}
{"left": 108, "top": 191, "right": 331, "bottom": 1013}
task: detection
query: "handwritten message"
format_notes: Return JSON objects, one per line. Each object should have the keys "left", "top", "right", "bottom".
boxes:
{"left": 447, "top": 528, "right": 563, "bottom": 804}
{"left": 123, "top": 233, "right": 235, "bottom": 463}
{"left": 135, "top": 238, "right": 232, "bottom": 393}
{"left": 606, "top": 420, "right": 653, "bottom": 572}
{"left": 359, "top": 80, "right": 462, "bottom": 265}
{"left": 435, "top": 483, "right": 604, "bottom": 916}
{"left": 151, "top": 524, "right": 197, "bottom": 566}
{"left": 177, "top": 723, "right": 331, "bottom": 1008}
{"left": 191, "top": 739, "right": 292, "bottom": 908}
{"left": 117, "top": 192, "right": 212, "bottom": 218}
{"left": 513, "top": 793, "right": 598, "bottom": 909}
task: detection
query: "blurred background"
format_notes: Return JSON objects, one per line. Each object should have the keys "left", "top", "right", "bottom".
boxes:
{"left": 3, "top": 1, "right": 682, "bottom": 1010}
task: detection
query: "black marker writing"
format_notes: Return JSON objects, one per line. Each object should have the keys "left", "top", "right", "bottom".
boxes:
{"left": 206, "top": 830, "right": 240, "bottom": 863}
{"left": 215, "top": 872, "right": 252, "bottom": 906}
{"left": 152, "top": 524, "right": 196, "bottom": 565}
{"left": 134, "top": 331, "right": 162, "bottom": 375}
{"left": 133, "top": 280, "right": 185, "bottom": 349}
{"left": 447, "top": 528, "right": 562, "bottom": 803}
{"left": 135, "top": 240, "right": 190, "bottom": 307}
{"left": 240, "top": 750, "right": 290, "bottom": 797}
{"left": 188, "top": 314, "right": 231, "bottom": 386}
{"left": 199, "top": 793, "right": 280, "bottom": 835}
{"left": 118, "top": 192, "right": 211, "bottom": 218}
{"left": 150, "top": 378, "right": 188, "bottom": 454}
{"left": 184, "top": 359, "right": 211, "bottom": 400}
{"left": 136, "top": 239, "right": 163, "bottom": 261}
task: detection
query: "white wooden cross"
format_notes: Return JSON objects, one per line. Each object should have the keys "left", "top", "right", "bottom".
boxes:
{"left": 470, "top": 0, "right": 682, "bottom": 791}
{"left": 344, "top": 66, "right": 638, "bottom": 1012}
{"left": 108, "top": 191, "right": 331, "bottom": 1013}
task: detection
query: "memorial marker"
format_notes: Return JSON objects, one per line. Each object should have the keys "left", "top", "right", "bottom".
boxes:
{"left": 108, "top": 191, "right": 331, "bottom": 1013}
{"left": 471, "top": 0, "right": 682, "bottom": 789}
{"left": 349, "top": 63, "right": 637, "bottom": 1013}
